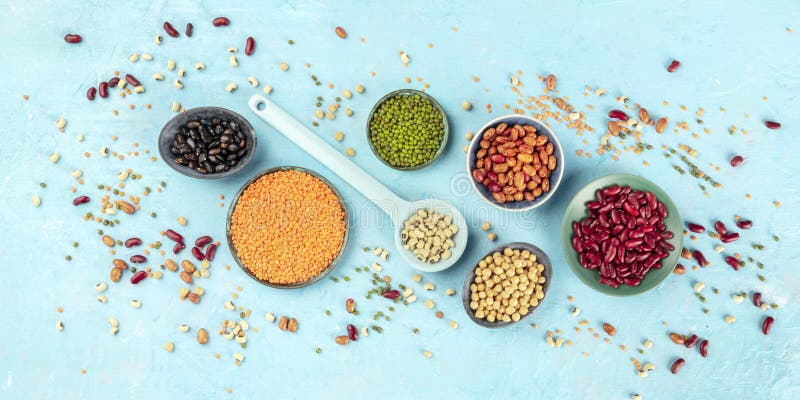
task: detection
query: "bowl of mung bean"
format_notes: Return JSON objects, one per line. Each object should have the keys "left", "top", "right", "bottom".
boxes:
{"left": 226, "top": 166, "right": 349, "bottom": 289}
{"left": 462, "top": 242, "right": 552, "bottom": 328}
{"left": 367, "top": 89, "right": 449, "bottom": 170}
{"left": 467, "top": 114, "right": 564, "bottom": 212}
{"left": 159, "top": 107, "right": 257, "bottom": 179}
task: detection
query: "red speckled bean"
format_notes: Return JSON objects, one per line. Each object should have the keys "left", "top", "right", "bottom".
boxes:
{"left": 205, "top": 244, "right": 217, "bottom": 261}
{"left": 185, "top": 23, "right": 193, "bottom": 37}
{"left": 124, "top": 238, "right": 142, "bottom": 248}
{"left": 730, "top": 155, "right": 743, "bottom": 167}
{"left": 752, "top": 292, "right": 762, "bottom": 307}
{"left": 98, "top": 81, "right": 108, "bottom": 98}
{"left": 72, "top": 196, "right": 90, "bottom": 206}
{"left": 130, "top": 255, "right": 147, "bottom": 263}
{"left": 699, "top": 339, "right": 708, "bottom": 357}
{"left": 163, "top": 21, "right": 179, "bottom": 37}
{"left": 245, "top": 36, "right": 255, "bottom": 55}
{"left": 212, "top": 17, "right": 230, "bottom": 26}
{"left": 125, "top": 74, "right": 141, "bottom": 87}
{"left": 687, "top": 222, "right": 705, "bottom": 233}
{"left": 472, "top": 169, "right": 485, "bottom": 182}
{"left": 64, "top": 34, "right": 82, "bottom": 43}
{"left": 130, "top": 270, "right": 147, "bottom": 284}
{"left": 684, "top": 334, "right": 698, "bottom": 348}
{"left": 720, "top": 232, "right": 739, "bottom": 243}
{"left": 764, "top": 121, "right": 781, "bottom": 130}
{"left": 724, "top": 256, "right": 740, "bottom": 271}
{"left": 382, "top": 290, "right": 400, "bottom": 299}
{"left": 87, "top": 87, "right": 96, "bottom": 101}
{"left": 165, "top": 229, "right": 183, "bottom": 242}
{"left": 670, "top": 358, "right": 685, "bottom": 374}
{"left": 347, "top": 324, "right": 358, "bottom": 341}
{"left": 762, "top": 316, "right": 774, "bottom": 335}
{"left": 714, "top": 221, "right": 727, "bottom": 235}
{"left": 736, "top": 220, "right": 752, "bottom": 229}
{"left": 195, "top": 235, "right": 212, "bottom": 248}
{"left": 173, "top": 241, "right": 186, "bottom": 254}
{"left": 191, "top": 246, "right": 205, "bottom": 261}
{"left": 667, "top": 60, "right": 681, "bottom": 73}
{"left": 608, "top": 110, "right": 628, "bottom": 121}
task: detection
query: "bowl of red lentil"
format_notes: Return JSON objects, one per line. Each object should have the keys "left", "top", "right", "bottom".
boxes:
{"left": 226, "top": 166, "right": 349, "bottom": 289}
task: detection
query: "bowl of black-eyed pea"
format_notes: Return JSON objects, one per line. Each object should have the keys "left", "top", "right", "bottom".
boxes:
{"left": 462, "top": 242, "right": 552, "bottom": 328}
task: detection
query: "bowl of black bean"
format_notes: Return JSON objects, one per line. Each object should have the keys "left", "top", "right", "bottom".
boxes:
{"left": 159, "top": 107, "right": 257, "bottom": 179}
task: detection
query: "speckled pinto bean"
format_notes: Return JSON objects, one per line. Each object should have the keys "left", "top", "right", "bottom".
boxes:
{"left": 572, "top": 185, "right": 673, "bottom": 288}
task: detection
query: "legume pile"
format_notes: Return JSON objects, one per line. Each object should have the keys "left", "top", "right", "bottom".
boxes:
{"left": 368, "top": 93, "right": 445, "bottom": 168}
{"left": 571, "top": 185, "right": 675, "bottom": 288}
{"left": 229, "top": 169, "right": 346, "bottom": 284}
{"left": 170, "top": 117, "right": 249, "bottom": 174}
{"left": 468, "top": 247, "right": 547, "bottom": 323}
{"left": 400, "top": 209, "right": 458, "bottom": 263}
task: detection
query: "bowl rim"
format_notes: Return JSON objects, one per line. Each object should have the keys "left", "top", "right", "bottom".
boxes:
{"left": 461, "top": 241, "right": 553, "bottom": 328}
{"left": 559, "top": 173, "right": 683, "bottom": 297}
{"left": 366, "top": 88, "right": 449, "bottom": 171}
{"left": 158, "top": 106, "right": 257, "bottom": 180}
{"left": 465, "top": 114, "right": 565, "bottom": 212}
{"left": 225, "top": 166, "right": 350, "bottom": 289}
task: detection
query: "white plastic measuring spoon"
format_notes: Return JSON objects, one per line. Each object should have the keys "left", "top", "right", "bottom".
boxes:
{"left": 248, "top": 94, "right": 468, "bottom": 272}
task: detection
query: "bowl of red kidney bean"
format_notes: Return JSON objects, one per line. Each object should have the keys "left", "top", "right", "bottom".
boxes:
{"left": 560, "top": 174, "right": 683, "bottom": 296}
{"left": 159, "top": 107, "right": 257, "bottom": 179}
{"left": 467, "top": 114, "right": 564, "bottom": 211}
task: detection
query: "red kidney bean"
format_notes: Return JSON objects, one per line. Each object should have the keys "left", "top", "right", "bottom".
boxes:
{"left": 130, "top": 255, "right": 147, "bottom": 263}
{"left": 490, "top": 154, "right": 505, "bottom": 163}
{"left": 736, "top": 220, "right": 752, "bottom": 229}
{"left": 713, "top": 221, "right": 727, "bottom": 235}
{"left": 125, "top": 74, "right": 141, "bottom": 87}
{"left": 64, "top": 34, "right": 82, "bottom": 43}
{"left": 165, "top": 229, "right": 184, "bottom": 242}
{"left": 245, "top": 36, "right": 255, "bottom": 55}
{"left": 692, "top": 250, "right": 707, "bottom": 267}
{"left": 382, "top": 290, "right": 400, "bottom": 299}
{"left": 107, "top": 77, "right": 120, "bottom": 87}
{"left": 752, "top": 292, "right": 762, "bottom": 307}
{"left": 762, "top": 316, "right": 774, "bottom": 335}
{"left": 608, "top": 110, "right": 628, "bottom": 121}
{"left": 87, "top": 87, "right": 96, "bottom": 101}
{"left": 724, "top": 256, "right": 740, "bottom": 271}
{"left": 212, "top": 17, "right": 230, "bottom": 26}
{"left": 488, "top": 182, "right": 501, "bottom": 193}
{"left": 130, "top": 270, "right": 147, "bottom": 284}
{"left": 487, "top": 171, "right": 498, "bottom": 182}
{"left": 191, "top": 246, "right": 205, "bottom": 261}
{"left": 684, "top": 334, "right": 698, "bottom": 348}
{"left": 720, "top": 232, "right": 739, "bottom": 243}
{"left": 667, "top": 60, "right": 681, "bottom": 73}
{"left": 173, "top": 241, "right": 186, "bottom": 254}
{"left": 670, "top": 358, "right": 685, "bottom": 374}
{"left": 730, "top": 155, "right": 743, "bottom": 167}
{"left": 124, "top": 238, "right": 143, "bottom": 248}
{"left": 72, "top": 196, "right": 90, "bottom": 206}
{"left": 347, "top": 324, "right": 358, "bottom": 341}
{"left": 185, "top": 23, "right": 193, "bottom": 37}
{"left": 699, "top": 339, "right": 708, "bottom": 357}
{"left": 163, "top": 21, "right": 179, "bottom": 37}
{"left": 764, "top": 121, "right": 781, "bottom": 130}
{"left": 195, "top": 236, "right": 213, "bottom": 247}
{"left": 205, "top": 244, "right": 217, "bottom": 261}
{"left": 98, "top": 81, "right": 108, "bottom": 98}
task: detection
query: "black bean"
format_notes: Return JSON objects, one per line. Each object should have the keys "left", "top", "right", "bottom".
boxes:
{"left": 215, "top": 164, "right": 227, "bottom": 172}
{"left": 175, "top": 157, "right": 186, "bottom": 165}
{"left": 228, "top": 144, "right": 240, "bottom": 152}
{"left": 209, "top": 148, "right": 221, "bottom": 156}
{"left": 186, "top": 121, "right": 200, "bottom": 129}
{"left": 229, "top": 121, "right": 239, "bottom": 131}
{"left": 220, "top": 135, "right": 231, "bottom": 143}
{"left": 171, "top": 116, "right": 248, "bottom": 175}
{"left": 170, "top": 147, "right": 180, "bottom": 155}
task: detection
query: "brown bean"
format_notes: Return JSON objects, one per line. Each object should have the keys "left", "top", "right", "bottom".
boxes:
{"left": 181, "top": 260, "right": 196, "bottom": 273}
{"left": 118, "top": 200, "right": 135, "bottom": 214}
{"left": 602, "top": 323, "right": 616, "bottom": 336}
{"left": 110, "top": 266, "right": 123, "bottom": 282}
{"left": 345, "top": 298, "right": 356, "bottom": 313}
{"left": 197, "top": 328, "right": 209, "bottom": 344}
{"left": 112, "top": 259, "right": 128, "bottom": 269}
{"left": 278, "top": 316, "right": 289, "bottom": 331}
{"left": 101, "top": 235, "right": 115, "bottom": 247}
{"left": 179, "top": 271, "right": 193, "bottom": 284}
{"left": 655, "top": 117, "right": 668, "bottom": 133}
{"left": 670, "top": 358, "right": 685, "bottom": 374}
{"left": 164, "top": 259, "right": 178, "bottom": 272}
{"left": 335, "top": 335, "right": 349, "bottom": 345}
{"left": 288, "top": 318, "right": 298, "bottom": 332}
{"left": 335, "top": 26, "right": 347, "bottom": 38}
{"left": 186, "top": 292, "right": 200, "bottom": 304}
{"left": 545, "top": 74, "right": 556, "bottom": 90}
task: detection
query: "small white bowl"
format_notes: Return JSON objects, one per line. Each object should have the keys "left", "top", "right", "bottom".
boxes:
{"left": 466, "top": 114, "right": 565, "bottom": 212}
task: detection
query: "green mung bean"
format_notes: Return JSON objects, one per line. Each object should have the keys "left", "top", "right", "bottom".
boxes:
{"left": 368, "top": 93, "right": 444, "bottom": 168}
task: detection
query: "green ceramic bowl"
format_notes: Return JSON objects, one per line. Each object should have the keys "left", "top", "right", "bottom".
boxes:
{"left": 560, "top": 174, "right": 683, "bottom": 296}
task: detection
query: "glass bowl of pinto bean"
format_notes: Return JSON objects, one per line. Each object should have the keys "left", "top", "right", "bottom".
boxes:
{"left": 560, "top": 174, "right": 683, "bottom": 296}
{"left": 467, "top": 115, "right": 564, "bottom": 211}
{"left": 159, "top": 107, "right": 257, "bottom": 179}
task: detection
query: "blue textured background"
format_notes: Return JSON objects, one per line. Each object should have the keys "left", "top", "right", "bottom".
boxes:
{"left": 1, "top": 1, "right": 798, "bottom": 399}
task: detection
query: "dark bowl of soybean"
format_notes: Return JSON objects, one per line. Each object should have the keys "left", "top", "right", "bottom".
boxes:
{"left": 462, "top": 242, "right": 553, "bottom": 328}
{"left": 158, "top": 107, "right": 257, "bottom": 179}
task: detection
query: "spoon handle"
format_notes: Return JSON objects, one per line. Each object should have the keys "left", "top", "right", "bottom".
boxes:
{"left": 248, "top": 94, "right": 410, "bottom": 222}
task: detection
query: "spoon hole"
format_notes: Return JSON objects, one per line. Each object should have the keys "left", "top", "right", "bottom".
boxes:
{"left": 255, "top": 101, "right": 266, "bottom": 111}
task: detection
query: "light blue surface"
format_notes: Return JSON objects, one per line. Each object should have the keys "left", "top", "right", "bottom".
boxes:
{"left": 1, "top": 1, "right": 799, "bottom": 399}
